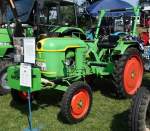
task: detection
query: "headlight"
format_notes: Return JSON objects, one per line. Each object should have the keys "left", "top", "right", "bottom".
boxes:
{"left": 37, "top": 42, "right": 42, "bottom": 49}
{"left": 0, "top": 42, "right": 10, "bottom": 46}
{"left": 36, "top": 61, "right": 47, "bottom": 71}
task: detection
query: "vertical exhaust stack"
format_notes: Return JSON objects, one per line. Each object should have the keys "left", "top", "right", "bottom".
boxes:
{"left": 7, "top": 0, "right": 24, "bottom": 37}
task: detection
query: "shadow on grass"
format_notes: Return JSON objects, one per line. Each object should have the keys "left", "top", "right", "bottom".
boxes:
{"left": 57, "top": 112, "right": 70, "bottom": 124}
{"left": 92, "top": 73, "right": 150, "bottom": 99}
{"left": 92, "top": 77, "right": 118, "bottom": 99}
{"left": 111, "top": 110, "right": 129, "bottom": 131}
{"left": 10, "top": 89, "right": 64, "bottom": 115}
{"left": 9, "top": 89, "right": 77, "bottom": 124}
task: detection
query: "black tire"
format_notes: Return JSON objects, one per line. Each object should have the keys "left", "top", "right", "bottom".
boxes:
{"left": 0, "top": 59, "right": 12, "bottom": 95}
{"left": 129, "top": 86, "right": 150, "bottom": 131}
{"left": 61, "top": 81, "right": 92, "bottom": 124}
{"left": 83, "top": 75, "right": 96, "bottom": 87}
{"left": 113, "top": 47, "right": 143, "bottom": 98}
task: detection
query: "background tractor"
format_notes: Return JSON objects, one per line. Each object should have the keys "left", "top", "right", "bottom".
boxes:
{"left": 0, "top": 0, "right": 85, "bottom": 95}
{"left": 138, "top": 4, "right": 150, "bottom": 46}
{"left": 139, "top": 5, "right": 150, "bottom": 71}
{"left": 0, "top": 0, "right": 14, "bottom": 95}
{"left": 7, "top": 1, "right": 145, "bottom": 123}
{"left": 129, "top": 86, "right": 150, "bottom": 131}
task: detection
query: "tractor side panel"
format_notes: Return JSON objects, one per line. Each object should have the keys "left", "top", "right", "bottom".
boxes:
{"left": 7, "top": 66, "right": 41, "bottom": 92}
{"left": 0, "top": 28, "right": 12, "bottom": 43}
{"left": 37, "top": 51, "right": 66, "bottom": 78}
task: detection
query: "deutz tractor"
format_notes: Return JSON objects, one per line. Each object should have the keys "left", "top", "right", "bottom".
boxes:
{"left": 7, "top": 2, "right": 145, "bottom": 123}
{"left": 0, "top": 0, "right": 85, "bottom": 94}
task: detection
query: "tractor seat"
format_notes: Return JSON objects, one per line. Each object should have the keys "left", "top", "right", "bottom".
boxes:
{"left": 38, "top": 32, "right": 61, "bottom": 40}
{"left": 98, "top": 35, "right": 120, "bottom": 48}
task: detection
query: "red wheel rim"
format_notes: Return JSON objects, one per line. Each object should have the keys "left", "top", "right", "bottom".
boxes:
{"left": 71, "top": 89, "right": 90, "bottom": 119}
{"left": 123, "top": 55, "right": 143, "bottom": 95}
{"left": 18, "top": 92, "right": 28, "bottom": 100}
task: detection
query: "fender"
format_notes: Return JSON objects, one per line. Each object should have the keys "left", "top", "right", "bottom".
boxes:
{"left": 113, "top": 36, "right": 144, "bottom": 55}
{"left": 54, "top": 27, "right": 86, "bottom": 40}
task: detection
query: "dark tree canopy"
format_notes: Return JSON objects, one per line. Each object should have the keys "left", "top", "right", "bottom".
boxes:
{"left": 86, "top": 0, "right": 100, "bottom": 4}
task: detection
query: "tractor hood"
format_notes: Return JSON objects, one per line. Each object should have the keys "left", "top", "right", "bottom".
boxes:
{"left": 37, "top": 37, "right": 86, "bottom": 52}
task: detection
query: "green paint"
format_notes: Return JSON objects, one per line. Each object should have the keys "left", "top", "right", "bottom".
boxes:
{"left": 0, "top": 28, "right": 12, "bottom": 43}
{"left": 54, "top": 85, "right": 68, "bottom": 92}
{"left": 95, "top": 10, "right": 105, "bottom": 40}
{"left": 113, "top": 41, "right": 131, "bottom": 55}
{"left": 0, "top": 28, "right": 13, "bottom": 57}
{"left": 0, "top": 45, "right": 13, "bottom": 57}
{"left": 25, "top": 27, "right": 34, "bottom": 37}
{"left": 7, "top": 66, "right": 41, "bottom": 92}
{"left": 131, "top": 6, "right": 140, "bottom": 36}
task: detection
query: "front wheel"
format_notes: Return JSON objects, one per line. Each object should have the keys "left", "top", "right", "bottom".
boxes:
{"left": 60, "top": 81, "right": 92, "bottom": 123}
{"left": 113, "top": 47, "right": 144, "bottom": 98}
{"left": 129, "top": 86, "right": 150, "bottom": 131}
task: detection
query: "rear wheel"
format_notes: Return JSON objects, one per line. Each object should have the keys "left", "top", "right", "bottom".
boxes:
{"left": 61, "top": 81, "right": 92, "bottom": 123}
{"left": 113, "top": 47, "right": 143, "bottom": 98}
{"left": 11, "top": 89, "right": 35, "bottom": 104}
{"left": 129, "top": 86, "right": 150, "bottom": 131}
{"left": 0, "top": 59, "right": 12, "bottom": 95}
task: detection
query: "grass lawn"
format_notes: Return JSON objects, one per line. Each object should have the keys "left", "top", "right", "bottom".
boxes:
{"left": 1, "top": 73, "right": 150, "bottom": 131}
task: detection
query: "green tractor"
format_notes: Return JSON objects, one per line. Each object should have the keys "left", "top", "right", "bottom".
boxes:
{"left": 0, "top": 0, "right": 85, "bottom": 94}
{"left": 7, "top": 0, "right": 144, "bottom": 123}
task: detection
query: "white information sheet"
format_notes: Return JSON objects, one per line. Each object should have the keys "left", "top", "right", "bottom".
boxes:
{"left": 23, "top": 38, "right": 35, "bottom": 64}
{"left": 20, "top": 63, "right": 32, "bottom": 87}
